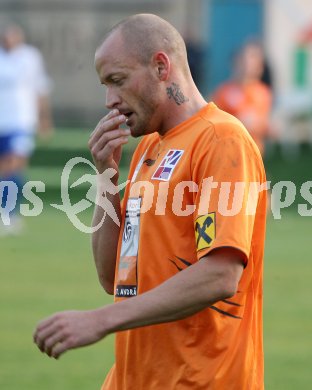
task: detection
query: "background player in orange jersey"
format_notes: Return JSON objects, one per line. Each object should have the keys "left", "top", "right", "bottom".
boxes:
{"left": 34, "top": 14, "right": 267, "bottom": 389}
{"left": 213, "top": 41, "right": 273, "bottom": 155}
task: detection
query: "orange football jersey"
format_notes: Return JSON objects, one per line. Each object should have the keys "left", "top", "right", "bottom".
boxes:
{"left": 102, "top": 103, "right": 266, "bottom": 389}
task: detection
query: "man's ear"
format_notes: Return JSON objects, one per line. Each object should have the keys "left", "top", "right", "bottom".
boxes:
{"left": 153, "top": 52, "right": 170, "bottom": 81}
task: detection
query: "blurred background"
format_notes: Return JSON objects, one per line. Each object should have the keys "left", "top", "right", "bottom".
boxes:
{"left": 0, "top": 0, "right": 311, "bottom": 389}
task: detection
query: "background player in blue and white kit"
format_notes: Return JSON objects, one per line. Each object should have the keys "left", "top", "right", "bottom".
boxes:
{"left": 0, "top": 23, "right": 53, "bottom": 233}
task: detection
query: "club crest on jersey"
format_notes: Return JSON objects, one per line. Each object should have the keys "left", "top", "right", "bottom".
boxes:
{"left": 152, "top": 149, "right": 184, "bottom": 181}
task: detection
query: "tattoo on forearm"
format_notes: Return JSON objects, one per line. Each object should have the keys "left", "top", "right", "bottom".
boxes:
{"left": 166, "top": 82, "right": 189, "bottom": 105}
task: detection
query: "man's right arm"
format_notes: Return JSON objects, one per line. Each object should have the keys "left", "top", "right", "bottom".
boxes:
{"left": 91, "top": 192, "right": 121, "bottom": 294}
{"left": 88, "top": 110, "right": 129, "bottom": 294}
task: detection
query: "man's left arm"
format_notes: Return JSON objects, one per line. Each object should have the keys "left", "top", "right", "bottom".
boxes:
{"left": 37, "top": 95, "right": 54, "bottom": 138}
{"left": 33, "top": 247, "right": 243, "bottom": 359}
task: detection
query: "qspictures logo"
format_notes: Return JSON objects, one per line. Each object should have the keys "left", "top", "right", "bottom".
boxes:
{"left": 0, "top": 157, "right": 128, "bottom": 234}
{"left": 0, "top": 157, "right": 311, "bottom": 233}
{"left": 50, "top": 157, "right": 128, "bottom": 233}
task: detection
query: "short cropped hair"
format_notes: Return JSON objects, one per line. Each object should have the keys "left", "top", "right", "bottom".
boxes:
{"left": 100, "top": 14, "right": 188, "bottom": 68}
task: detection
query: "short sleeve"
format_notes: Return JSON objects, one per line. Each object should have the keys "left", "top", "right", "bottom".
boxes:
{"left": 192, "top": 123, "right": 266, "bottom": 264}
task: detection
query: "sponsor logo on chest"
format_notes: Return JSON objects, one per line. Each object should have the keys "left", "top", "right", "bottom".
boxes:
{"left": 152, "top": 149, "right": 184, "bottom": 181}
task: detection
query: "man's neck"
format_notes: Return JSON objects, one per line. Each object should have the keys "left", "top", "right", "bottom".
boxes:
{"left": 158, "top": 84, "right": 207, "bottom": 136}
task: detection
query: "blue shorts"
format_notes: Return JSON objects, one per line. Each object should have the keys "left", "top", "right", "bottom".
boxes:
{"left": 0, "top": 132, "right": 35, "bottom": 158}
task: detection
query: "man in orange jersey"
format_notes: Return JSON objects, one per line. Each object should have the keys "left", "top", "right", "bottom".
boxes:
{"left": 34, "top": 14, "right": 267, "bottom": 389}
{"left": 213, "top": 41, "right": 272, "bottom": 155}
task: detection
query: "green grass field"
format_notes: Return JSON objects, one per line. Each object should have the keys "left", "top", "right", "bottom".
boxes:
{"left": 264, "top": 213, "right": 312, "bottom": 389}
{"left": 1, "top": 211, "right": 311, "bottom": 389}
{"left": 1, "top": 130, "right": 311, "bottom": 389}
{"left": 0, "top": 209, "right": 115, "bottom": 389}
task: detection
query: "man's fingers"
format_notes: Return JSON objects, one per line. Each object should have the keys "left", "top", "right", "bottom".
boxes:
{"left": 91, "top": 128, "right": 130, "bottom": 156}
{"left": 89, "top": 113, "right": 126, "bottom": 147}
{"left": 34, "top": 309, "right": 105, "bottom": 359}
{"left": 33, "top": 314, "right": 70, "bottom": 358}
{"left": 51, "top": 340, "right": 72, "bottom": 359}
{"left": 94, "top": 137, "right": 129, "bottom": 162}
{"left": 33, "top": 313, "right": 67, "bottom": 352}
{"left": 33, "top": 315, "right": 57, "bottom": 345}
{"left": 90, "top": 109, "right": 119, "bottom": 137}
{"left": 43, "top": 332, "right": 67, "bottom": 357}
{"left": 34, "top": 323, "right": 60, "bottom": 352}
{"left": 34, "top": 321, "right": 72, "bottom": 359}
{"left": 35, "top": 314, "right": 57, "bottom": 332}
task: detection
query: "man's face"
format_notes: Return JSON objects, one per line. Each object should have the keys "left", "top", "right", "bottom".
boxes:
{"left": 2, "top": 27, "right": 24, "bottom": 51}
{"left": 95, "top": 32, "right": 163, "bottom": 137}
{"left": 240, "top": 45, "right": 264, "bottom": 81}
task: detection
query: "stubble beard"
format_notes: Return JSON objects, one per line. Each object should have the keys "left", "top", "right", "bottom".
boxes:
{"left": 131, "top": 96, "right": 159, "bottom": 137}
